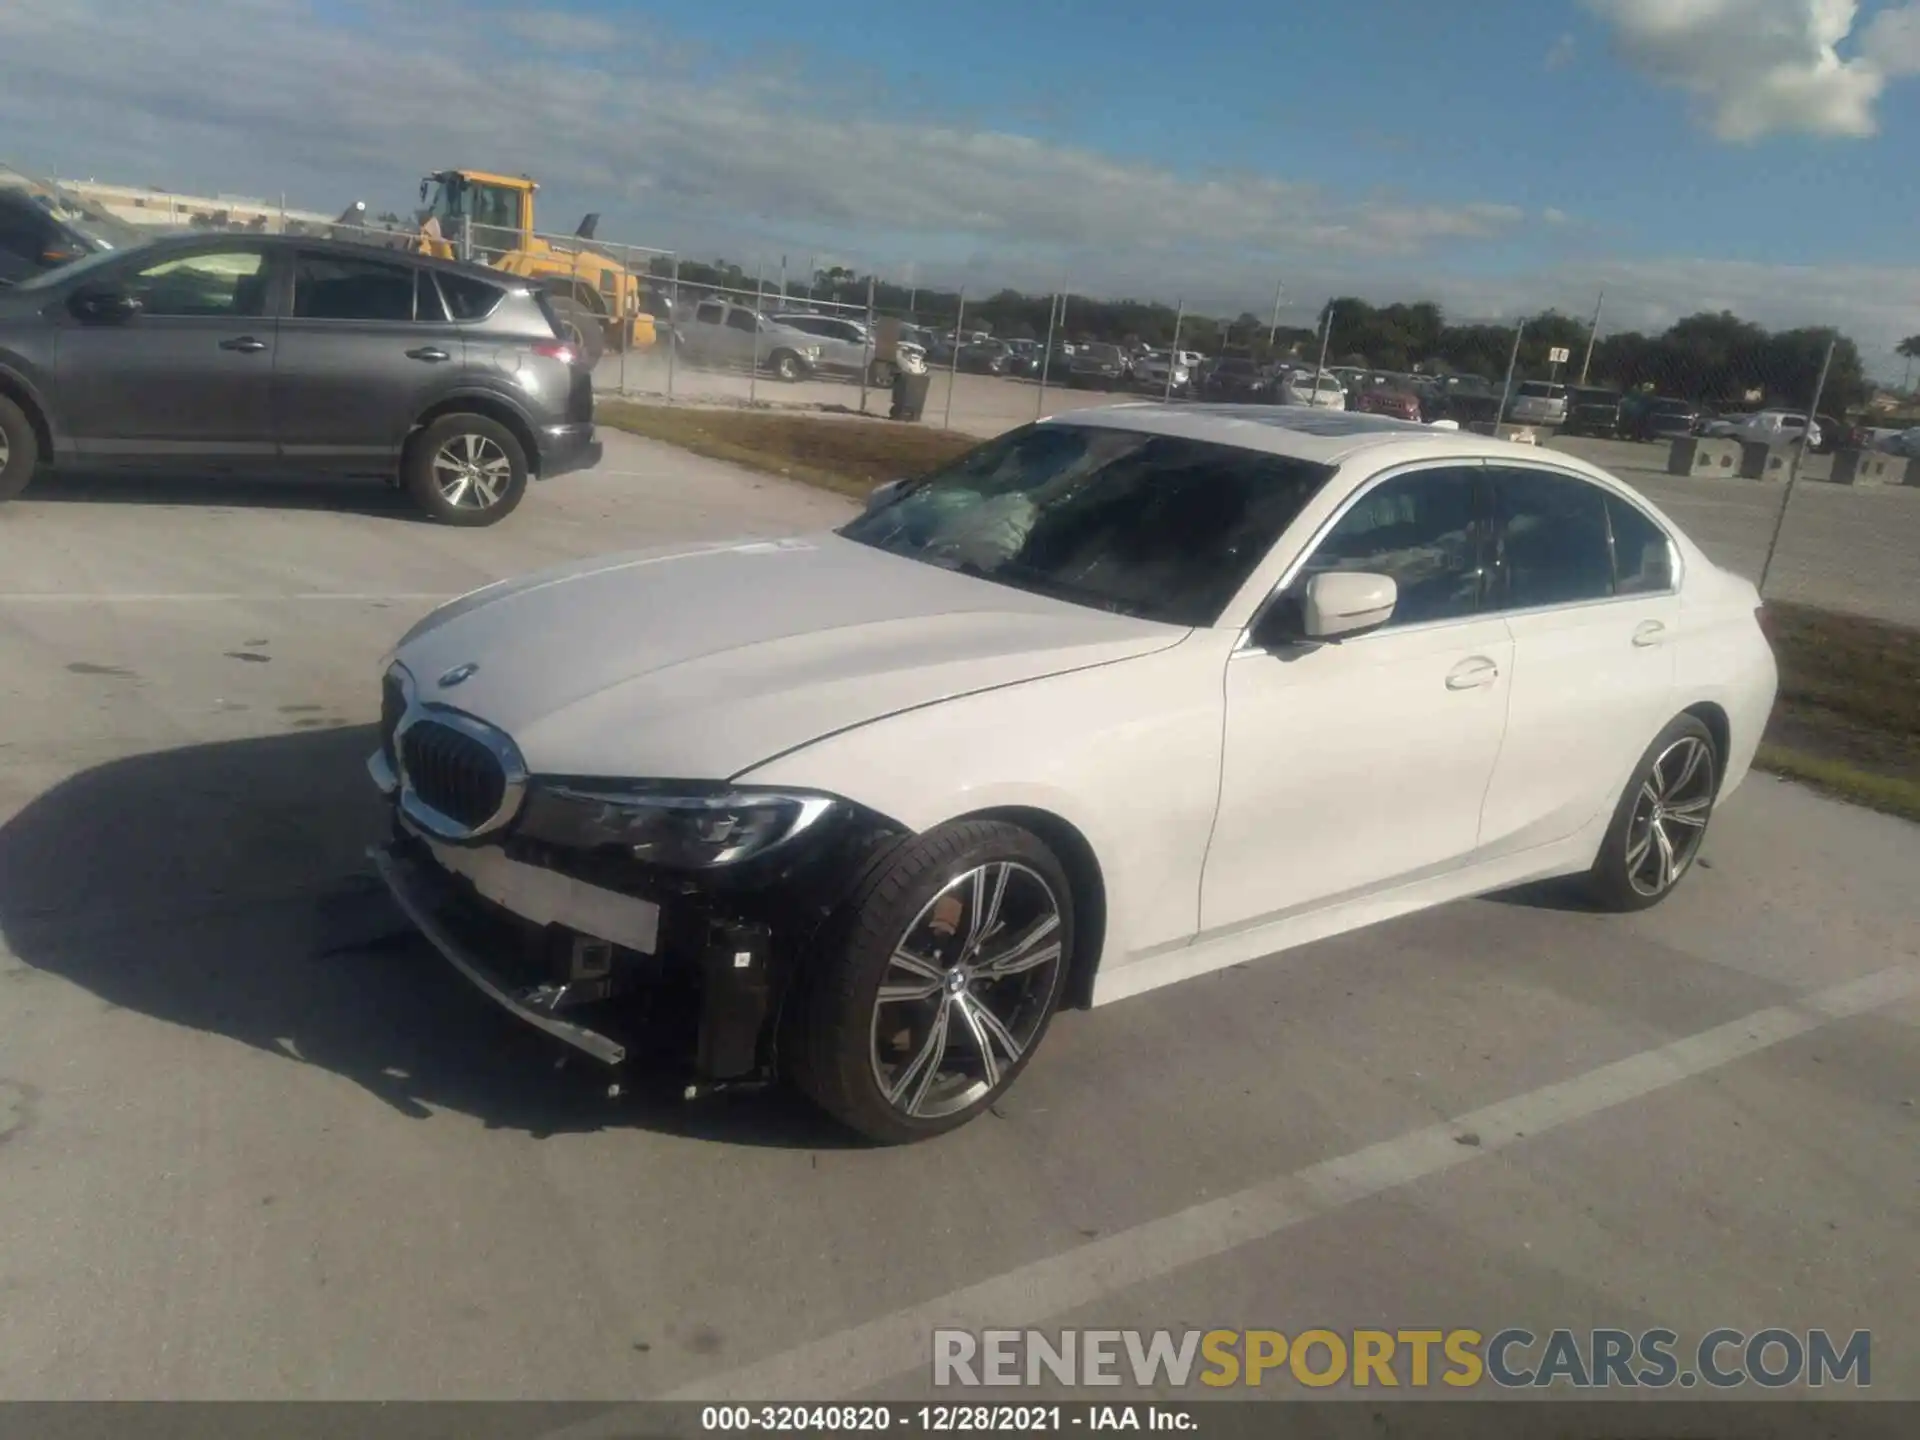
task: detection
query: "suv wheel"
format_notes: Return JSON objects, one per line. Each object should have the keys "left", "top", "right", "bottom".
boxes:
{"left": 0, "top": 394, "right": 40, "bottom": 502}
{"left": 403, "top": 414, "right": 529, "bottom": 527}
{"left": 768, "top": 349, "right": 805, "bottom": 383}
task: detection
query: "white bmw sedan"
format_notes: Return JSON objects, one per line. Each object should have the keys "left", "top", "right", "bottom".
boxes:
{"left": 368, "top": 406, "right": 1778, "bottom": 1143}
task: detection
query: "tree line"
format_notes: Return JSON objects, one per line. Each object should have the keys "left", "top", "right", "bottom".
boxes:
{"left": 654, "top": 258, "right": 1873, "bottom": 412}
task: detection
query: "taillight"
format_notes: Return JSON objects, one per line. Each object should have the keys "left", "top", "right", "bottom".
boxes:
{"left": 531, "top": 340, "right": 578, "bottom": 365}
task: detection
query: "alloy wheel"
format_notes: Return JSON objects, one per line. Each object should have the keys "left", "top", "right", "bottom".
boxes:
{"left": 868, "top": 861, "right": 1065, "bottom": 1120}
{"left": 0, "top": 428, "right": 10, "bottom": 476}
{"left": 431, "top": 433, "right": 512, "bottom": 510}
{"left": 1625, "top": 735, "right": 1715, "bottom": 897}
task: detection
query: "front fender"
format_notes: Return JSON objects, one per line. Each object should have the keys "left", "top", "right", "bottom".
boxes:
{"left": 733, "top": 631, "right": 1236, "bottom": 985}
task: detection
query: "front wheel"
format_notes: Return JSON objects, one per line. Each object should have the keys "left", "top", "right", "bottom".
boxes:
{"left": 786, "top": 820, "right": 1073, "bottom": 1144}
{"left": 0, "top": 393, "right": 40, "bottom": 502}
{"left": 1585, "top": 715, "right": 1718, "bottom": 911}
{"left": 769, "top": 349, "right": 804, "bottom": 382}
{"left": 868, "top": 359, "right": 895, "bottom": 389}
{"left": 402, "top": 414, "right": 529, "bottom": 527}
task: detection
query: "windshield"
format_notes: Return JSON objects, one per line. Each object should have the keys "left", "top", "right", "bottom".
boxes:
{"left": 837, "top": 423, "right": 1333, "bottom": 626}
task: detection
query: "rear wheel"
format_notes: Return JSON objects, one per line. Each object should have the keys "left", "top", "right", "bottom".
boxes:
{"left": 1586, "top": 715, "right": 1718, "bottom": 911}
{"left": 787, "top": 820, "right": 1073, "bottom": 1144}
{"left": 403, "top": 414, "right": 529, "bottom": 527}
{"left": 0, "top": 394, "right": 38, "bottom": 502}
{"left": 546, "top": 293, "right": 606, "bottom": 370}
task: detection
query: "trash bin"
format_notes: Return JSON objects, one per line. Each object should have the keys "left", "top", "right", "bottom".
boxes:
{"left": 891, "top": 370, "right": 931, "bottom": 422}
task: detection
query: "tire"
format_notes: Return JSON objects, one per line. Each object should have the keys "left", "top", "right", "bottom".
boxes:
{"left": 546, "top": 294, "right": 606, "bottom": 370}
{"left": 769, "top": 349, "right": 804, "bottom": 383}
{"left": 0, "top": 394, "right": 39, "bottom": 502}
{"left": 402, "top": 413, "right": 529, "bottom": 527}
{"left": 786, "top": 820, "right": 1074, "bottom": 1144}
{"left": 1585, "top": 714, "right": 1719, "bottom": 912}
{"left": 868, "top": 359, "right": 895, "bottom": 389}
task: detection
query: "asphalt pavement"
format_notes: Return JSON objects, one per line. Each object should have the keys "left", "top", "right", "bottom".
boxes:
{"left": 0, "top": 432, "right": 1915, "bottom": 1402}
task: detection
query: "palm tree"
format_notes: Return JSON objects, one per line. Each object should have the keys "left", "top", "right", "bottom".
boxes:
{"left": 1900, "top": 334, "right": 1920, "bottom": 391}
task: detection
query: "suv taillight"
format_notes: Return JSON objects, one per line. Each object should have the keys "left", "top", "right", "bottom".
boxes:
{"left": 531, "top": 340, "right": 578, "bottom": 365}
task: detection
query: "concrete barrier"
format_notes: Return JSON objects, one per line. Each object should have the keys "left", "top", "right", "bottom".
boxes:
{"left": 1667, "top": 437, "right": 1741, "bottom": 477}
{"left": 1827, "top": 450, "right": 1911, "bottom": 487}
{"left": 1738, "top": 441, "right": 1794, "bottom": 481}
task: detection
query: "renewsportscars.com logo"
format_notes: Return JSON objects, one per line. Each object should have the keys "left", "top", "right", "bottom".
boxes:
{"left": 932, "top": 1328, "right": 1872, "bottom": 1390}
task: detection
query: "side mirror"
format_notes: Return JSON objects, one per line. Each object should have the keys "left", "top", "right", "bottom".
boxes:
{"left": 70, "top": 288, "right": 142, "bottom": 324}
{"left": 1253, "top": 572, "right": 1398, "bottom": 649}
{"left": 866, "top": 478, "right": 909, "bottom": 512}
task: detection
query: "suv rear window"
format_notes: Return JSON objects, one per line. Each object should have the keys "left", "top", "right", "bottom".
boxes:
{"left": 437, "top": 270, "right": 505, "bottom": 321}
{"left": 1517, "top": 382, "right": 1566, "bottom": 399}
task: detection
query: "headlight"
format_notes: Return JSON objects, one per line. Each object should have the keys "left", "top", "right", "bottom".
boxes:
{"left": 803, "top": 344, "right": 821, "bottom": 360}
{"left": 518, "top": 783, "right": 835, "bottom": 868}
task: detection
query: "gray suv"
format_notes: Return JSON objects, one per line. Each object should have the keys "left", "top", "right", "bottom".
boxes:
{"left": 0, "top": 233, "right": 601, "bottom": 525}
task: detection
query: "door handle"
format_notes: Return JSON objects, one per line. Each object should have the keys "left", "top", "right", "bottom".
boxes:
{"left": 1445, "top": 657, "right": 1500, "bottom": 690}
{"left": 1632, "top": 620, "right": 1667, "bottom": 648}
{"left": 406, "top": 346, "right": 452, "bottom": 363}
{"left": 219, "top": 336, "right": 267, "bottom": 353}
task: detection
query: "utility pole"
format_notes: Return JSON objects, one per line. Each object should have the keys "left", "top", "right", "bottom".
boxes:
{"left": 1499, "top": 320, "right": 1526, "bottom": 425}
{"left": 1314, "top": 303, "right": 1333, "bottom": 380}
{"left": 1267, "top": 281, "right": 1284, "bottom": 352}
{"left": 1578, "top": 287, "right": 1605, "bottom": 386}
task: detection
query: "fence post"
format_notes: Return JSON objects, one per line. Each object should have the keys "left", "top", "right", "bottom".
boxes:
{"left": 1163, "top": 301, "right": 1185, "bottom": 404}
{"left": 859, "top": 273, "right": 876, "bottom": 416}
{"left": 665, "top": 255, "right": 680, "bottom": 402}
{"left": 1759, "top": 337, "right": 1836, "bottom": 596}
{"left": 943, "top": 291, "right": 966, "bottom": 431}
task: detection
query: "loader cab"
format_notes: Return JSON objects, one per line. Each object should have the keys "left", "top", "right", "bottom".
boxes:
{"left": 420, "top": 171, "right": 533, "bottom": 263}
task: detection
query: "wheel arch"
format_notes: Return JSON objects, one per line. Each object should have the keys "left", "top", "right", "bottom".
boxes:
{"left": 408, "top": 392, "right": 542, "bottom": 474}
{"left": 1682, "top": 700, "right": 1732, "bottom": 793}
{"left": 956, "top": 804, "right": 1109, "bottom": 1011}
{"left": 0, "top": 369, "right": 54, "bottom": 462}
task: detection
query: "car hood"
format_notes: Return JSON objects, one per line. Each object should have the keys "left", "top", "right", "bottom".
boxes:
{"left": 391, "top": 533, "right": 1188, "bottom": 780}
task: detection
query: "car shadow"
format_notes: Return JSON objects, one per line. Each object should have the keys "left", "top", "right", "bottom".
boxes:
{"left": 0, "top": 724, "right": 857, "bottom": 1149}
{"left": 24, "top": 469, "right": 428, "bottom": 520}
{"left": 1481, "top": 877, "right": 1606, "bottom": 913}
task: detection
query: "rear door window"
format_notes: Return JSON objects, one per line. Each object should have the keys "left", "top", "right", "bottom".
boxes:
{"left": 1487, "top": 468, "right": 1616, "bottom": 610}
{"left": 1607, "top": 496, "right": 1676, "bottom": 595}
{"left": 292, "top": 251, "right": 416, "bottom": 321}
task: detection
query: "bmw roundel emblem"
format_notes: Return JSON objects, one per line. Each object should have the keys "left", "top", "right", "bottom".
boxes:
{"left": 438, "top": 662, "right": 480, "bottom": 688}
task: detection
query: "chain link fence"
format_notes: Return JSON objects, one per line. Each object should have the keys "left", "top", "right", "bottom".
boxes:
{"left": 64, "top": 181, "right": 1920, "bottom": 624}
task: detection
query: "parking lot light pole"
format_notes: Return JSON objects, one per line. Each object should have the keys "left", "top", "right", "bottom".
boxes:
{"left": 1314, "top": 304, "right": 1334, "bottom": 386}
{"left": 1499, "top": 320, "right": 1525, "bottom": 425}
{"left": 941, "top": 292, "right": 968, "bottom": 430}
{"left": 1760, "top": 336, "right": 1835, "bottom": 596}
{"left": 1578, "top": 288, "right": 1605, "bottom": 386}
{"left": 1164, "top": 301, "right": 1185, "bottom": 404}
{"left": 1267, "top": 281, "right": 1284, "bottom": 353}
{"left": 1038, "top": 293, "right": 1065, "bottom": 419}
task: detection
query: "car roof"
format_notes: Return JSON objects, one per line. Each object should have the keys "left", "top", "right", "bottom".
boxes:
{"left": 1042, "top": 402, "right": 1622, "bottom": 472}
{"left": 90, "top": 229, "right": 518, "bottom": 285}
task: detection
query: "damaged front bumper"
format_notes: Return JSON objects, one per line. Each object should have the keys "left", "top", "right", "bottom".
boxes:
{"left": 369, "top": 840, "right": 633, "bottom": 1066}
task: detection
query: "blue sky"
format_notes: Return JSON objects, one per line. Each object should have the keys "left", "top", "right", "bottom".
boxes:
{"left": 5, "top": 0, "right": 1920, "bottom": 368}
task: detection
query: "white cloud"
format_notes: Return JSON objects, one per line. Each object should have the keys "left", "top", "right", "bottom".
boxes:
{"left": 0, "top": 0, "right": 1526, "bottom": 273}
{"left": 1585, "top": 0, "right": 1920, "bottom": 140}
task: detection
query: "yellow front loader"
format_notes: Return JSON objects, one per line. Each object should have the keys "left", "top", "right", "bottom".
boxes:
{"left": 413, "top": 169, "right": 658, "bottom": 366}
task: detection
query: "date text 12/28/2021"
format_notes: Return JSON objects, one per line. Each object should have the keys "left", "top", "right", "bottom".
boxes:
{"left": 700, "top": 1405, "right": 1194, "bottom": 1432}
